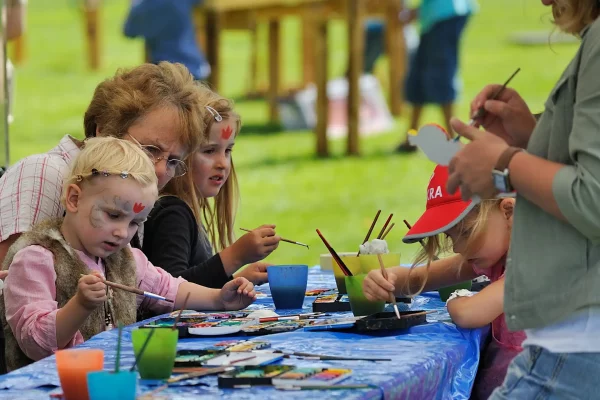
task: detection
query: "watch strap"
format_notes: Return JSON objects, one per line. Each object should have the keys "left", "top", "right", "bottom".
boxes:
{"left": 495, "top": 147, "right": 523, "bottom": 171}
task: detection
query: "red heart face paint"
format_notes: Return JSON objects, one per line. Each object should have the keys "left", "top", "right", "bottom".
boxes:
{"left": 133, "top": 202, "right": 145, "bottom": 213}
{"left": 221, "top": 125, "right": 233, "bottom": 140}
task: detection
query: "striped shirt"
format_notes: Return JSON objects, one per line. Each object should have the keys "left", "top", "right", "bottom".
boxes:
{"left": 0, "top": 135, "right": 81, "bottom": 242}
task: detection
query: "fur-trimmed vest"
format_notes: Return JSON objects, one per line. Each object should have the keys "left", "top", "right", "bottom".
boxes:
{"left": 0, "top": 218, "right": 137, "bottom": 371}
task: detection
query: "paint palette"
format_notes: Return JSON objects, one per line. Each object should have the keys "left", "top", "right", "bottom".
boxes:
{"left": 305, "top": 311, "right": 427, "bottom": 332}
{"left": 142, "top": 312, "right": 257, "bottom": 337}
{"left": 305, "top": 288, "right": 335, "bottom": 296}
{"left": 203, "top": 352, "right": 283, "bottom": 367}
{"left": 188, "top": 317, "right": 257, "bottom": 336}
{"left": 174, "top": 341, "right": 272, "bottom": 370}
{"left": 242, "top": 320, "right": 305, "bottom": 336}
{"left": 312, "top": 293, "right": 411, "bottom": 313}
{"left": 218, "top": 366, "right": 353, "bottom": 388}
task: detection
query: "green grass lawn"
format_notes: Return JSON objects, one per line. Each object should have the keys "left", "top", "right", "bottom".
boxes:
{"left": 9, "top": 0, "right": 578, "bottom": 266}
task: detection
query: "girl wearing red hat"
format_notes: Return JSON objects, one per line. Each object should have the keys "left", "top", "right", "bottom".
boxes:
{"left": 363, "top": 164, "right": 525, "bottom": 399}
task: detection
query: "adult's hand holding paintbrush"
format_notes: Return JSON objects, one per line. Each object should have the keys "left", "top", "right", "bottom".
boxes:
{"left": 460, "top": 69, "right": 536, "bottom": 149}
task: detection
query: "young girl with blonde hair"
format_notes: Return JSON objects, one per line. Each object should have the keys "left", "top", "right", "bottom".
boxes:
{"left": 142, "top": 87, "right": 280, "bottom": 287}
{"left": 363, "top": 165, "right": 525, "bottom": 399}
{"left": 0, "top": 137, "right": 256, "bottom": 372}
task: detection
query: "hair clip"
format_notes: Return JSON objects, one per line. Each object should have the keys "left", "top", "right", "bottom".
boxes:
{"left": 120, "top": 171, "right": 129, "bottom": 179}
{"left": 101, "top": 170, "right": 110, "bottom": 177}
{"left": 91, "top": 169, "right": 99, "bottom": 176}
{"left": 76, "top": 175, "right": 83, "bottom": 182}
{"left": 205, "top": 106, "right": 223, "bottom": 122}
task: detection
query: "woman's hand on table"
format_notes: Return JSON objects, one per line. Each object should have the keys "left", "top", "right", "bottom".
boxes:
{"left": 219, "top": 277, "right": 257, "bottom": 310}
{"left": 363, "top": 269, "right": 398, "bottom": 302}
{"left": 448, "top": 118, "right": 510, "bottom": 200}
{"left": 233, "top": 262, "right": 270, "bottom": 285}
{"left": 470, "top": 84, "right": 537, "bottom": 149}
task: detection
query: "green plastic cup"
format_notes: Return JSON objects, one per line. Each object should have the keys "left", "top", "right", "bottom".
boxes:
{"left": 131, "top": 327, "right": 178, "bottom": 380}
{"left": 345, "top": 274, "right": 386, "bottom": 317}
{"left": 438, "top": 280, "right": 473, "bottom": 302}
{"left": 333, "top": 255, "right": 362, "bottom": 294}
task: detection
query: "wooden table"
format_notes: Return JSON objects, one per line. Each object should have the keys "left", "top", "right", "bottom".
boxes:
{"left": 201, "top": 0, "right": 407, "bottom": 156}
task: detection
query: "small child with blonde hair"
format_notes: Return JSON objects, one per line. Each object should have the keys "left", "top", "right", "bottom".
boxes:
{"left": 0, "top": 137, "right": 256, "bottom": 371}
{"left": 363, "top": 165, "right": 525, "bottom": 399}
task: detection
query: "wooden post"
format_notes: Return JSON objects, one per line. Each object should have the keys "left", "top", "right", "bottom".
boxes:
{"left": 267, "top": 19, "right": 281, "bottom": 123}
{"left": 346, "top": 0, "right": 363, "bottom": 156}
{"left": 249, "top": 21, "right": 259, "bottom": 95}
{"left": 84, "top": 2, "right": 100, "bottom": 70}
{"left": 302, "top": 16, "right": 316, "bottom": 87}
{"left": 315, "top": 17, "right": 329, "bottom": 157}
{"left": 11, "top": 36, "right": 24, "bottom": 64}
{"left": 205, "top": 10, "right": 221, "bottom": 91}
{"left": 385, "top": 0, "right": 406, "bottom": 116}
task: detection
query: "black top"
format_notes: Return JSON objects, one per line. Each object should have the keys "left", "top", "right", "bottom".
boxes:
{"left": 141, "top": 195, "right": 231, "bottom": 288}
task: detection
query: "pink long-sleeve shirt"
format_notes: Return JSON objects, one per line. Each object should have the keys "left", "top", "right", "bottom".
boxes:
{"left": 3, "top": 245, "right": 186, "bottom": 361}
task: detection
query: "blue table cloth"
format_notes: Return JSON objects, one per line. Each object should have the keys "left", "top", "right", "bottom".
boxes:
{"left": 0, "top": 267, "right": 487, "bottom": 400}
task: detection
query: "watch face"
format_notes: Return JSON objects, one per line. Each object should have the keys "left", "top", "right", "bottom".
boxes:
{"left": 493, "top": 171, "right": 508, "bottom": 192}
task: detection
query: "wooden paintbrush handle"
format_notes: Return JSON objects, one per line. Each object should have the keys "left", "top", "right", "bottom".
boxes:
{"left": 103, "top": 280, "right": 144, "bottom": 296}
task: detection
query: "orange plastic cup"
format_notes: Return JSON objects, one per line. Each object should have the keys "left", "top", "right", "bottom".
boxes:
{"left": 56, "top": 349, "right": 104, "bottom": 400}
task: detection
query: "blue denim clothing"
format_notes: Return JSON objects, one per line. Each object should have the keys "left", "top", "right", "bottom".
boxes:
{"left": 489, "top": 346, "right": 600, "bottom": 400}
{"left": 124, "top": 0, "right": 210, "bottom": 80}
{"left": 404, "top": 15, "right": 469, "bottom": 105}
{"left": 363, "top": 21, "right": 419, "bottom": 73}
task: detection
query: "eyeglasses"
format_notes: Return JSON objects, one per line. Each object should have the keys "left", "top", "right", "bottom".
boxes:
{"left": 126, "top": 134, "right": 187, "bottom": 178}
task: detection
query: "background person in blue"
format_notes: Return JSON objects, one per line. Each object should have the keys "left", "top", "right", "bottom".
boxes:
{"left": 364, "top": 0, "right": 477, "bottom": 153}
{"left": 124, "top": 0, "right": 211, "bottom": 81}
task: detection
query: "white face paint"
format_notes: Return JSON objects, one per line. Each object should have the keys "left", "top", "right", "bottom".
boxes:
{"left": 192, "top": 119, "right": 236, "bottom": 198}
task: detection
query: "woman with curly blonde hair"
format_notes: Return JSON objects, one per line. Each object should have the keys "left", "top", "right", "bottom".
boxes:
{"left": 446, "top": 0, "right": 600, "bottom": 398}
{"left": 0, "top": 61, "right": 205, "bottom": 268}
{"left": 142, "top": 86, "right": 281, "bottom": 288}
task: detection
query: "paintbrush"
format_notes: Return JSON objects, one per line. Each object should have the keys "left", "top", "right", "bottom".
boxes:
{"left": 240, "top": 228, "right": 309, "bottom": 249}
{"left": 269, "top": 349, "right": 391, "bottom": 361}
{"left": 377, "top": 254, "right": 400, "bottom": 319}
{"left": 129, "top": 328, "right": 156, "bottom": 372}
{"left": 381, "top": 222, "right": 395, "bottom": 240}
{"left": 114, "top": 323, "right": 123, "bottom": 373}
{"left": 376, "top": 213, "right": 394, "bottom": 239}
{"left": 172, "top": 292, "right": 191, "bottom": 330}
{"left": 139, "top": 366, "right": 231, "bottom": 398}
{"left": 79, "top": 274, "right": 174, "bottom": 303}
{"left": 259, "top": 312, "right": 325, "bottom": 323}
{"left": 276, "top": 384, "right": 375, "bottom": 391}
{"left": 357, "top": 210, "right": 381, "bottom": 256}
{"left": 316, "top": 229, "right": 352, "bottom": 276}
{"left": 402, "top": 220, "right": 439, "bottom": 261}
{"left": 455, "top": 67, "right": 521, "bottom": 141}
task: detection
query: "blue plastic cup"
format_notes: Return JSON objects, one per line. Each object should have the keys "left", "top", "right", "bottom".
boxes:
{"left": 87, "top": 371, "right": 137, "bottom": 400}
{"left": 267, "top": 265, "right": 309, "bottom": 309}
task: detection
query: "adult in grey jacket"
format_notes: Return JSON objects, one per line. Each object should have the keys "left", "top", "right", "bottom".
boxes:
{"left": 447, "top": 0, "right": 600, "bottom": 398}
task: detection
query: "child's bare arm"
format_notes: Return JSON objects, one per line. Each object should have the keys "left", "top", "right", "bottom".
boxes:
{"left": 446, "top": 277, "right": 504, "bottom": 329}
{"left": 364, "top": 254, "right": 476, "bottom": 301}
{"left": 175, "top": 278, "right": 256, "bottom": 311}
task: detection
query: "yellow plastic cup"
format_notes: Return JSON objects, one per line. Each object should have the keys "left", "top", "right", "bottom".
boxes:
{"left": 359, "top": 253, "right": 401, "bottom": 274}
{"left": 333, "top": 254, "right": 362, "bottom": 294}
